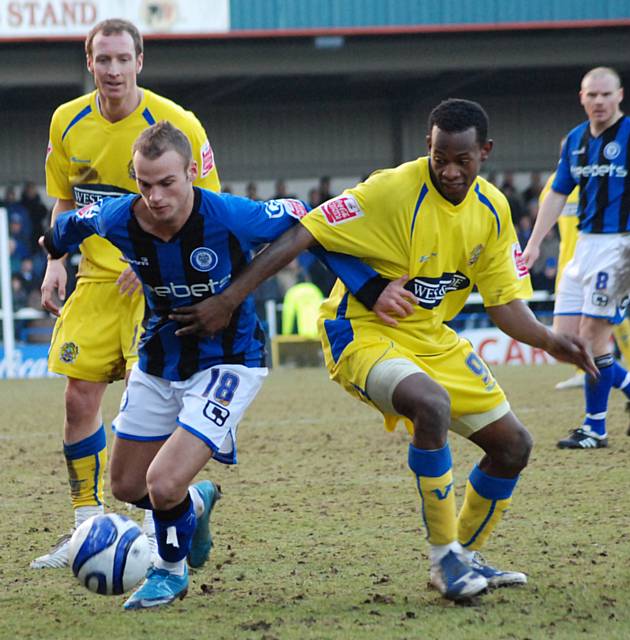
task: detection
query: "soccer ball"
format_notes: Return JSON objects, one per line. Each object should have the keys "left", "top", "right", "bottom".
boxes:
{"left": 68, "top": 513, "right": 152, "bottom": 595}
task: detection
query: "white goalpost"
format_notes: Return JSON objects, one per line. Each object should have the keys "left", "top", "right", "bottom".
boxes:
{"left": 0, "top": 206, "right": 16, "bottom": 378}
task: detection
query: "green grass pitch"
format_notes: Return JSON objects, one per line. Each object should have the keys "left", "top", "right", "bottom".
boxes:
{"left": 2, "top": 364, "right": 629, "bottom": 639}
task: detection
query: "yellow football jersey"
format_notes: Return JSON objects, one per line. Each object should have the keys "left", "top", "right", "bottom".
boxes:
{"left": 539, "top": 173, "right": 579, "bottom": 288}
{"left": 301, "top": 157, "right": 533, "bottom": 359}
{"left": 46, "top": 89, "right": 220, "bottom": 281}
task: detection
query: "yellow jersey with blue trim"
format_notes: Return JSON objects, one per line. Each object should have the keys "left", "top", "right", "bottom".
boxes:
{"left": 300, "top": 157, "right": 533, "bottom": 356}
{"left": 45, "top": 88, "right": 220, "bottom": 281}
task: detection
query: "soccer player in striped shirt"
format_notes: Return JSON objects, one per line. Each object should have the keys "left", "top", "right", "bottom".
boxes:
{"left": 524, "top": 67, "right": 630, "bottom": 449}
{"left": 42, "top": 121, "right": 395, "bottom": 608}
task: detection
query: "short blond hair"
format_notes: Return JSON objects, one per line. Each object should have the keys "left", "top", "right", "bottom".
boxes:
{"left": 85, "top": 19, "right": 143, "bottom": 58}
{"left": 132, "top": 121, "right": 193, "bottom": 168}
{"left": 581, "top": 67, "right": 622, "bottom": 89}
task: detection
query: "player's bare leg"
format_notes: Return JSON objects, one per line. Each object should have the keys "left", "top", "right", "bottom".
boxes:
{"left": 559, "top": 316, "right": 621, "bottom": 448}
{"left": 458, "top": 413, "right": 532, "bottom": 588}
{"left": 31, "top": 378, "right": 108, "bottom": 569}
{"left": 389, "top": 372, "right": 488, "bottom": 601}
{"left": 114, "top": 430, "right": 220, "bottom": 610}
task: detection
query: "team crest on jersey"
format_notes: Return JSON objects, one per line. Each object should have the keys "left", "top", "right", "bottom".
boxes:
{"left": 264, "top": 199, "right": 305, "bottom": 219}
{"left": 467, "top": 244, "right": 484, "bottom": 266}
{"left": 321, "top": 195, "right": 363, "bottom": 225}
{"left": 60, "top": 342, "right": 79, "bottom": 364}
{"left": 512, "top": 242, "right": 528, "bottom": 279}
{"left": 76, "top": 202, "right": 100, "bottom": 219}
{"left": 604, "top": 141, "right": 622, "bottom": 161}
{"left": 190, "top": 247, "right": 219, "bottom": 272}
{"left": 201, "top": 140, "right": 214, "bottom": 178}
{"left": 404, "top": 272, "right": 470, "bottom": 309}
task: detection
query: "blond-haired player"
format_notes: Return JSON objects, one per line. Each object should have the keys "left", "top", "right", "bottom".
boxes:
{"left": 31, "top": 19, "right": 221, "bottom": 568}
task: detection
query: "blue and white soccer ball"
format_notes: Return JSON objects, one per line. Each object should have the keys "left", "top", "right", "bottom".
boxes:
{"left": 68, "top": 513, "right": 152, "bottom": 595}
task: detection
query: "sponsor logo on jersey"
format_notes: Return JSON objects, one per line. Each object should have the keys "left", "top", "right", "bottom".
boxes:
{"left": 404, "top": 272, "right": 470, "bottom": 309}
{"left": 121, "top": 256, "right": 150, "bottom": 267}
{"left": 592, "top": 292, "right": 609, "bottom": 307}
{"left": 201, "top": 140, "right": 214, "bottom": 178}
{"left": 46, "top": 140, "right": 53, "bottom": 162}
{"left": 72, "top": 184, "right": 133, "bottom": 206}
{"left": 321, "top": 195, "right": 363, "bottom": 225}
{"left": 147, "top": 274, "right": 231, "bottom": 299}
{"left": 59, "top": 342, "right": 79, "bottom": 363}
{"left": 512, "top": 242, "right": 529, "bottom": 279}
{"left": 603, "top": 141, "right": 622, "bottom": 160}
{"left": 70, "top": 156, "right": 91, "bottom": 164}
{"left": 284, "top": 199, "right": 309, "bottom": 220}
{"left": 570, "top": 163, "right": 628, "bottom": 179}
{"left": 75, "top": 202, "right": 100, "bottom": 219}
{"left": 190, "top": 247, "right": 219, "bottom": 272}
{"left": 419, "top": 252, "right": 438, "bottom": 264}
{"left": 467, "top": 244, "right": 484, "bottom": 266}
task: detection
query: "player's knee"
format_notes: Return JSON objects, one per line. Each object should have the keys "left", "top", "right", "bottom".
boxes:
{"left": 109, "top": 470, "right": 140, "bottom": 504}
{"left": 145, "top": 471, "right": 181, "bottom": 511}
{"left": 409, "top": 388, "right": 451, "bottom": 435}
{"left": 499, "top": 426, "right": 533, "bottom": 473}
{"left": 65, "top": 382, "right": 101, "bottom": 427}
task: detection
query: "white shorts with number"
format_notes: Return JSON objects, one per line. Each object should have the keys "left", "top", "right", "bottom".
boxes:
{"left": 554, "top": 232, "right": 630, "bottom": 324}
{"left": 113, "top": 364, "right": 268, "bottom": 465}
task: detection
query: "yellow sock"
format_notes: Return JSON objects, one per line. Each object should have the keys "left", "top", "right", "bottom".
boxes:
{"left": 613, "top": 318, "right": 630, "bottom": 367}
{"left": 64, "top": 425, "right": 107, "bottom": 509}
{"left": 408, "top": 443, "right": 457, "bottom": 545}
{"left": 457, "top": 465, "right": 518, "bottom": 552}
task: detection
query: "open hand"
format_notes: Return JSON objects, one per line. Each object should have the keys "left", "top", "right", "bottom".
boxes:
{"left": 373, "top": 275, "right": 418, "bottom": 327}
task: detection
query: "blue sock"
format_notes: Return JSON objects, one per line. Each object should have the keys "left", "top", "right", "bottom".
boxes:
{"left": 611, "top": 360, "right": 630, "bottom": 399}
{"left": 153, "top": 494, "right": 196, "bottom": 562}
{"left": 583, "top": 354, "right": 614, "bottom": 436}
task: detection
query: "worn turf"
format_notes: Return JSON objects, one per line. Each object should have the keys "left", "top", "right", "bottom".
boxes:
{"left": 2, "top": 364, "right": 629, "bottom": 639}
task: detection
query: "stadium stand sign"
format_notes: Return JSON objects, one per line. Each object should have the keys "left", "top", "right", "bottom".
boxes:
{"left": 0, "top": 0, "right": 229, "bottom": 39}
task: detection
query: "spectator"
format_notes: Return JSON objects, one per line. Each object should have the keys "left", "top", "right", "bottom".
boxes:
{"left": 4, "top": 186, "right": 33, "bottom": 243}
{"left": 272, "top": 179, "right": 296, "bottom": 200}
{"left": 501, "top": 172, "right": 526, "bottom": 225}
{"left": 522, "top": 171, "right": 543, "bottom": 209}
{"left": 318, "top": 175, "right": 333, "bottom": 204}
{"left": 307, "top": 187, "right": 320, "bottom": 209}
{"left": 529, "top": 230, "right": 559, "bottom": 292}
{"left": 516, "top": 215, "right": 533, "bottom": 250}
{"left": 246, "top": 181, "right": 259, "bottom": 200}
{"left": 9, "top": 216, "right": 31, "bottom": 273}
{"left": 20, "top": 181, "right": 49, "bottom": 252}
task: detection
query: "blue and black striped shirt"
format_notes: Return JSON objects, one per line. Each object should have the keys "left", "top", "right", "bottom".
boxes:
{"left": 553, "top": 115, "right": 630, "bottom": 233}
{"left": 48, "top": 188, "right": 381, "bottom": 380}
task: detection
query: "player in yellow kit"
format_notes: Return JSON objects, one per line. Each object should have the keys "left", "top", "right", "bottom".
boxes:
{"left": 31, "top": 19, "right": 221, "bottom": 568}
{"left": 168, "top": 99, "right": 596, "bottom": 601}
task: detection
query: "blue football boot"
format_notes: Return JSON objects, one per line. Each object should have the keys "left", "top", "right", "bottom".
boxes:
{"left": 429, "top": 550, "right": 488, "bottom": 601}
{"left": 188, "top": 480, "right": 221, "bottom": 569}
{"left": 123, "top": 566, "right": 189, "bottom": 610}
{"left": 467, "top": 552, "right": 527, "bottom": 588}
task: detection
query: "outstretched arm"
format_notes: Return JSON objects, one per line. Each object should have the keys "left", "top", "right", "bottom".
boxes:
{"left": 170, "top": 224, "right": 316, "bottom": 336}
{"left": 523, "top": 189, "right": 567, "bottom": 269}
{"left": 486, "top": 300, "right": 597, "bottom": 377}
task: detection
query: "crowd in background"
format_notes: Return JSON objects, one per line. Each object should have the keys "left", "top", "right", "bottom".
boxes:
{"left": 1, "top": 171, "right": 558, "bottom": 341}
{"left": 2, "top": 182, "right": 50, "bottom": 315}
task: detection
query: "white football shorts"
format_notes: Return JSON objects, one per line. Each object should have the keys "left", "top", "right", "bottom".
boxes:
{"left": 113, "top": 363, "right": 268, "bottom": 465}
{"left": 554, "top": 232, "right": 630, "bottom": 323}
